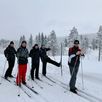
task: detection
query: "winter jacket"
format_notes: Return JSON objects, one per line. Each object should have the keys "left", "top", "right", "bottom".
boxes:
{"left": 29, "top": 46, "right": 40, "bottom": 64}
{"left": 40, "top": 47, "right": 51, "bottom": 62}
{"left": 16, "top": 46, "right": 29, "bottom": 64}
{"left": 68, "top": 46, "right": 81, "bottom": 67}
{"left": 4, "top": 45, "right": 16, "bottom": 61}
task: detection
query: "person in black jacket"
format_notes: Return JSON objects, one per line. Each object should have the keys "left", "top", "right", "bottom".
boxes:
{"left": 16, "top": 41, "right": 29, "bottom": 86}
{"left": 29, "top": 44, "right": 40, "bottom": 80}
{"left": 40, "top": 45, "right": 61, "bottom": 76}
{"left": 4, "top": 41, "right": 16, "bottom": 79}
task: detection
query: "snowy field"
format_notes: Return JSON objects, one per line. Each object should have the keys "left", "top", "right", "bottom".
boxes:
{"left": 0, "top": 50, "right": 102, "bottom": 102}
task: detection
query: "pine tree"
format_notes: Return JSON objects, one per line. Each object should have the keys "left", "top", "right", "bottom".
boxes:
{"left": 82, "top": 37, "right": 89, "bottom": 49}
{"left": 28, "top": 34, "right": 33, "bottom": 49}
{"left": 91, "top": 39, "right": 98, "bottom": 50}
{"left": 97, "top": 25, "right": 102, "bottom": 61}
{"left": 44, "top": 35, "right": 48, "bottom": 46}
{"left": 35, "top": 33, "right": 41, "bottom": 46}
{"left": 22, "top": 35, "right": 26, "bottom": 41}
{"left": 68, "top": 27, "right": 79, "bottom": 47}
{"left": 19, "top": 36, "right": 23, "bottom": 46}
{"left": 0, "top": 39, "right": 9, "bottom": 48}
{"left": 47, "top": 30, "right": 59, "bottom": 56}
{"left": 19, "top": 35, "right": 26, "bottom": 46}
{"left": 64, "top": 38, "right": 68, "bottom": 47}
{"left": 35, "top": 33, "right": 48, "bottom": 46}
{"left": 41, "top": 32, "right": 44, "bottom": 45}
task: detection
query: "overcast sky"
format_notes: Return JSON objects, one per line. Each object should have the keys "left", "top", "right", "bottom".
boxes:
{"left": 0, "top": 0, "right": 102, "bottom": 40}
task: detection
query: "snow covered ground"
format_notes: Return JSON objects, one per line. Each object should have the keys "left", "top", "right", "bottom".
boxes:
{"left": 0, "top": 50, "right": 102, "bottom": 102}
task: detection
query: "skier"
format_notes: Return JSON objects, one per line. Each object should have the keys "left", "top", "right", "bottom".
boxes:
{"left": 16, "top": 41, "right": 29, "bottom": 86}
{"left": 4, "top": 41, "right": 16, "bottom": 79}
{"left": 29, "top": 44, "right": 40, "bottom": 80}
{"left": 68, "top": 40, "right": 84, "bottom": 94}
{"left": 40, "top": 45, "right": 61, "bottom": 76}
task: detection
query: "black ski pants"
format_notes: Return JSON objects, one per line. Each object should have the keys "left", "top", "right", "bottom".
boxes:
{"left": 30, "top": 63, "right": 39, "bottom": 80}
{"left": 5, "top": 59, "right": 15, "bottom": 78}
{"left": 42, "top": 57, "right": 60, "bottom": 76}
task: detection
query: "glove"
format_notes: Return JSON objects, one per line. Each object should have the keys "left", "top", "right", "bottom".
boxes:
{"left": 76, "top": 51, "right": 81, "bottom": 55}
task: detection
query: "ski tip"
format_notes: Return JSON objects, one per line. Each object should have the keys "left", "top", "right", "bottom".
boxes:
{"left": 34, "top": 91, "right": 39, "bottom": 95}
{"left": 18, "top": 94, "right": 20, "bottom": 97}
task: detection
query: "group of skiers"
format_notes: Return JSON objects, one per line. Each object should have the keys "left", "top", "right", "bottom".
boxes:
{"left": 4, "top": 41, "right": 61, "bottom": 86}
{"left": 4, "top": 39, "right": 84, "bottom": 94}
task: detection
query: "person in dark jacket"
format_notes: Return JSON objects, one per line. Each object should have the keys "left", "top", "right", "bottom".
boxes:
{"left": 68, "top": 40, "right": 84, "bottom": 94}
{"left": 40, "top": 45, "right": 61, "bottom": 76}
{"left": 4, "top": 41, "right": 16, "bottom": 79}
{"left": 29, "top": 44, "right": 40, "bottom": 80}
{"left": 16, "top": 41, "right": 29, "bottom": 86}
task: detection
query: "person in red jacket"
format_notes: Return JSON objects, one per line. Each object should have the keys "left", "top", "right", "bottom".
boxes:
{"left": 68, "top": 40, "right": 84, "bottom": 94}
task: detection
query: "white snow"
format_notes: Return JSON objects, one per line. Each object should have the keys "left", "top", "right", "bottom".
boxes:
{"left": 0, "top": 50, "right": 102, "bottom": 102}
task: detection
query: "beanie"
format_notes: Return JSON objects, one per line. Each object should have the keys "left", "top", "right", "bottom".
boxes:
{"left": 10, "top": 41, "right": 14, "bottom": 45}
{"left": 74, "top": 40, "right": 79, "bottom": 44}
{"left": 21, "top": 40, "right": 27, "bottom": 44}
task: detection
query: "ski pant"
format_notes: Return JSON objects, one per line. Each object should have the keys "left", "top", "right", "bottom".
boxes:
{"left": 16, "top": 64, "right": 27, "bottom": 85}
{"left": 42, "top": 58, "right": 60, "bottom": 76}
{"left": 69, "top": 64, "right": 79, "bottom": 89}
{"left": 30, "top": 63, "right": 39, "bottom": 80}
{"left": 5, "top": 59, "right": 15, "bottom": 78}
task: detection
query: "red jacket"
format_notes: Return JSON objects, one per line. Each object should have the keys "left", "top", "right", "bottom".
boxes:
{"left": 68, "top": 46, "right": 81, "bottom": 67}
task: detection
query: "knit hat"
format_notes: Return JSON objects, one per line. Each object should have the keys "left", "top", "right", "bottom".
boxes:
{"left": 33, "top": 44, "right": 38, "bottom": 48}
{"left": 74, "top": 40, "right": 79, "bottom": 44}
{"left": 10, "top": 41, "right": 14, "bottom": 45}
{"left": 21, "top": 40, "right": 27, "bottom": 44}
{"left": 35, "top": 44, "right": 38, "bottom": 46}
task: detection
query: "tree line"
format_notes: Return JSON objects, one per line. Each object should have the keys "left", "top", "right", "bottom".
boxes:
{"left": 0, "top": 26, "right": 102, "bottom": 60}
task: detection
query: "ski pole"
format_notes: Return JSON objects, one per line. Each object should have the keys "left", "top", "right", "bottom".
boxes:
{"left": 17, "top": 57, "right": 22, "bottom": 97}
{"left": 80, "top": 48, "right": 85, "bottom": 90}
{"left": 81, "top": 56, "right": 84, "bottom": 90}
{"left": 17, "top": 64, "right": 21, "bottom": 97}
{"left": 60, "top": 43, "right": 63, "bottom": 76}
{"left": 0, "top": 59, "right": 7, "bottom": 85}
